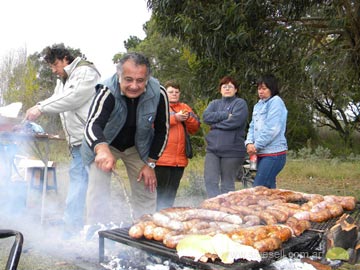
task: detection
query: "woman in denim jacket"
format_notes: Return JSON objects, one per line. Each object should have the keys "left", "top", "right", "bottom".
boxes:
{"left": 245, "top": 74, "right": 287, "bottom": 188}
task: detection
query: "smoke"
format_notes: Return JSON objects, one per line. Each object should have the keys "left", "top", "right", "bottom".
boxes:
{"left": 0, "top": 143, "right": 135, "bottom": 268}
{"left": 0, "top": 111, "right": 135, "bottom": 268}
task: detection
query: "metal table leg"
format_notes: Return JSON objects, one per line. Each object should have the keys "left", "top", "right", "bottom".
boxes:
{"left": 99, "top": 234, "right": 105, "bottom": 263}
{"left": 40, "top": 140, "right": 49, "bottom": 225}
{"left": 28, "top": 138, "right": 50, "bottom": 225}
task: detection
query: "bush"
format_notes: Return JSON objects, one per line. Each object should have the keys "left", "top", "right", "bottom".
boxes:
{"left": 290, "top": 145, "right": 332, "bottom": 160}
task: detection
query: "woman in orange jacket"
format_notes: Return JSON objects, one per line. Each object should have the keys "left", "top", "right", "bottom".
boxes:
{"left": 155, "top": 81, "right": 200, "bottom": 210}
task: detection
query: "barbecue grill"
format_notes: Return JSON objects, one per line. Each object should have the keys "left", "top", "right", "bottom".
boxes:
{"left": 0, "top": 230, "right": 24, "bottom": 270}
{"left": 98, "top": 205, "right": 360, "bottom": 269}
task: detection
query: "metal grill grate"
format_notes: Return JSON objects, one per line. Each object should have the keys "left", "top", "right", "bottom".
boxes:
{"left": 98, "top": 205, "right": 360, "bottom": 269}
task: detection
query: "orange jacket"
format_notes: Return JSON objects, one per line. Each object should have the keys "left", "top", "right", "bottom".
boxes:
{"left": 156, "top": 102, "right": 200, "bottom": 167}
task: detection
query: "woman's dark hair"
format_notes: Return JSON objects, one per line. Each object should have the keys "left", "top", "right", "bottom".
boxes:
{"left": 257, "top": 74, "right": 279, "bottom": 97}
{"left": 218, "top": 76, "right": 239, "bottom": 91}
{"left": 42, "top": 43, "right": 75, "bottom": 64}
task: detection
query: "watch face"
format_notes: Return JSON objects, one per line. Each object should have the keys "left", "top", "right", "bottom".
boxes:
{"left": 147, "top": 162, "right": 156, "bottom": 169}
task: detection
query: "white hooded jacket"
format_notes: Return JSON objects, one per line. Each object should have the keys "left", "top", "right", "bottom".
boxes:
{"left": 37, "top": 57, "right": 100, "bottom": 146}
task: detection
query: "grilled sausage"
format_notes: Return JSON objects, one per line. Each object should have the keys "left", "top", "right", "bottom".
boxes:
{"left": 243, "top": 215, "right": 261, "bottom": 226}
{"left": 143, "top": 222, "right": 157, "bottom": 240}
{"left": 253, "top": 237, "right": 282, "bottom": 252}
{"left": 265, "top": 208, "right": 289, "bottom": 223}
{"left": 152, "top": 226, "right": 171, "bottom": 242}
{"left": 309, "top": 208, "right": 332, "bottom": 223}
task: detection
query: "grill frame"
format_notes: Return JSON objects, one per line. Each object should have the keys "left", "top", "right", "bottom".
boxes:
{"left": 98, "top": 205, "right": 360, "bottom": 269}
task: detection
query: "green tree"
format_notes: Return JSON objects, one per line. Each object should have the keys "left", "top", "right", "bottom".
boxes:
{"left": 1, "top": 48, "right": 39, "bottom": 113}
{"left": 146, "top": 0, "right": 360, "bottom": 150}
{"left": 120, "top": 18, "right": 202, "bottom": 107}
{"left": 124, "top": 35, "right": 142, "bottom": 50}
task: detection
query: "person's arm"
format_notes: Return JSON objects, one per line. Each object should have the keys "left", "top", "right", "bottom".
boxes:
{"left": 183, "top": 103, "right": 201, "bottom": 135}
{"left": 254, "top": 97, "right": 285, "bottom": 150}
{"left": 138, "top": 86, "right": 169, "bottom": 193}
{"left": 202, "top": 100, "right": 229, "bottom": 125}
{"left": 148, "top": 86, "right": 170, "bottom": 161}
{"left": 211, "top": 99, "right": 248, "bottom": 130}
{"left": 245, "top": 119, "right": 255, "bottom": 144}
{"left": 84, "top": 85, "right": 116, "bottom": 172}
{"left": 38, "top": 66, "right": 100, "bottom": 114}
{"left": 84, "top": 85, "right": 115, "bottom": 151}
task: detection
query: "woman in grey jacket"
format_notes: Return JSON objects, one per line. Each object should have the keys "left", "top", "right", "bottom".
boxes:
{"left": 203, "top": 76, "right": 248, "bottom": 198}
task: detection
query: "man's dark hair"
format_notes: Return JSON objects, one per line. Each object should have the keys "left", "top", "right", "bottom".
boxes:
{"left": 116, "top": 52, "right": 151, "bottom": 78}
{"left": 42, "top": 43, "right": 75, "bottom": 64}
{"left": 257, "top": 74, "right": 280, "bottom": 97}
{"left": 164, "top": 80, "right": 180, "bottom": 91}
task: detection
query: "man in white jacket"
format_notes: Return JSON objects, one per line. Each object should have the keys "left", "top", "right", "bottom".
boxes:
{"left": 26, "top": 43, "right": 100, "bottom": 239}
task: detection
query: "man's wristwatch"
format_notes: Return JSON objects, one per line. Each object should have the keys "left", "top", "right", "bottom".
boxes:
{"left": 146, "top": 161, "right": 156, "bottom": 169}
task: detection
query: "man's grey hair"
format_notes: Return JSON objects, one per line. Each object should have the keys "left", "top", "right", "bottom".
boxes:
{"left": 116, "top": 52, "right": 151, "bottom": 79}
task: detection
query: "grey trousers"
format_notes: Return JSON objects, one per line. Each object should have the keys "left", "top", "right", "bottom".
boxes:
{"left": 86, "top": 146, "right": 156, "bottom": 225}
{"left": 204, "top": 151, "right": 244, "bottom": 198}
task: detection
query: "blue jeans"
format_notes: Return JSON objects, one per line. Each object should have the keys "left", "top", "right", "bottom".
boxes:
{"left": 254, "top": 154, "right": 286, "bottom": 188}
{"left": 63, "top": 146, "right": 88, "bottom": 230}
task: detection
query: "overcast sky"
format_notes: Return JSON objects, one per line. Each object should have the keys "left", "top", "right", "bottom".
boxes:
{"left": 0, "top": 0, "right": 151, "bottom": 79}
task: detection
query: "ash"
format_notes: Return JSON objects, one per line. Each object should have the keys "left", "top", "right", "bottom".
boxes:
{"left": 82, "top": 223, "right": 192, "bottom": 270}
{"left": 100, "top": 247, "right": 193, "bottom": 270}
{"left": 100, "top": 246, "right": 324, "bottom": 270}
{"left": 271, "top": 257, "right": 317, "bottom": 270}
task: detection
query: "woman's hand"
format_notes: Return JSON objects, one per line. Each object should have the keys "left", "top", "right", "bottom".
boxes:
{"left": 246, "top": 143, "right": 257, "bottom": 156}
{"left": 175, "top": 110, "right": 189, "bottom": 122}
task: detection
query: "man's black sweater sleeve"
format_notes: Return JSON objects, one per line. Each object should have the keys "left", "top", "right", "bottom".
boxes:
{"left": 84, "top": 86, "right": 115, "bottom": 151}
{"left": 148, "top": 86, "right": 170, "bottom": 160}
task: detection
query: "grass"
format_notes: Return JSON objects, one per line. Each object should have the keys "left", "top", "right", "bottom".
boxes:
{"left": 29, "top": 140, "right": 359, "bottom": 200}
{"left": 177, "top": 156, "right": 360, "bottom": 200}
{"left": 277, "top": 159, "right": 360, "bottom": 199}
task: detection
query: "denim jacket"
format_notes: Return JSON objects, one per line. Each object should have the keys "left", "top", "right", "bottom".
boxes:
{"left": 245, "top": 95, "right": 288, "bottom": 154}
